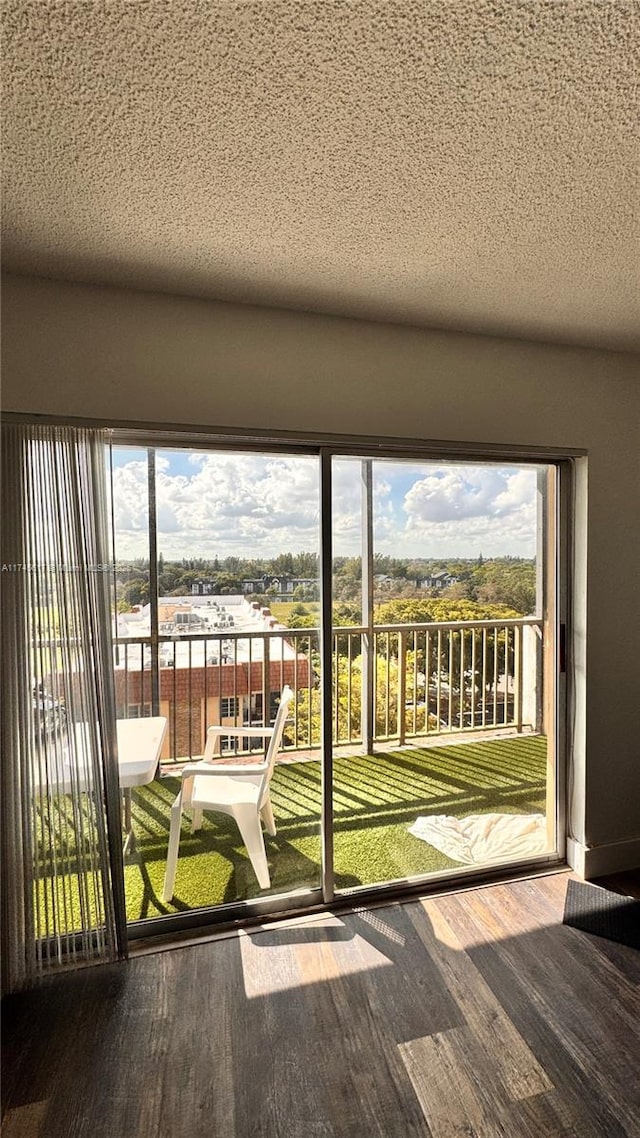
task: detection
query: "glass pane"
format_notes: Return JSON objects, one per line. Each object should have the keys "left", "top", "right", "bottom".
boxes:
{"left": 111, "top": 447, "right": 323, "bottom": 918}
{"left": 332, "top": 456, "right": 557, "bottom": 892}
{"left": 110, "top": 446, "right": 153, "bottom": 719}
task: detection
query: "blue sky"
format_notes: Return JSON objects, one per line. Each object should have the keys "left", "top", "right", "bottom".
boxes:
{"left": 109, "top": 448, "right": 541, "bottom": 561}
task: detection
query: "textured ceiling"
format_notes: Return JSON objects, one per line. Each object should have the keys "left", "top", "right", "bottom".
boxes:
{"left": 2, "top": 0, "right": 639, "bottom": 351}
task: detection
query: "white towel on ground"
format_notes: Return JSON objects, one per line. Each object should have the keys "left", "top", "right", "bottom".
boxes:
{"left": 408, "top": 812, "right": 547, "bottom": 865}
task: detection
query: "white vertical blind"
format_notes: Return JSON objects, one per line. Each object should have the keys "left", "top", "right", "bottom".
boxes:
{"left": 1, "top": 423, "right": 126, "bottom": 993}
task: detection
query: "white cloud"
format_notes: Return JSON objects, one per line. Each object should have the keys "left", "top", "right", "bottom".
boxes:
{"left": 110, "top": 459, "right": 149, "bottom": 532}
{"left": 399, "top": 466, "right": 537, "bottom": 558}
{"left": 110, "top": 452, "right": 540, "bottom": 561}
{"left": 404, "top": 467, "right": 516, "bottom": 523}
{"left": 112, "top": 452, "right": 322, "bottom": 559}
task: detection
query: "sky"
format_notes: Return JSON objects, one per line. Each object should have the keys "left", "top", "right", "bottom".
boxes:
{"left": 109, "top": 448, "right": 542, "bottom": 562}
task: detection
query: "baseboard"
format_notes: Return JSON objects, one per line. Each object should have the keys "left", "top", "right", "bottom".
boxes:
{"left": 566, "top": 835, "right": 640, "bottom": 879}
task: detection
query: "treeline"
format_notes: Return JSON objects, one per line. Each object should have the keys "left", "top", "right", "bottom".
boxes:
{"left": 115, "top": 554, "right": 536, "bottom": 616}
{"left": 116, "top": 552, "right": 319, "bottom": 608}
{"left": 332, "top": 555, "right": 535, "bottom": 613}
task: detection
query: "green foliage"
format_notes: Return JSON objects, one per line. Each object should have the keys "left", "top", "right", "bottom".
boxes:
{"left": 117, "top": 554, "right": 536, "bottom": 615}
{"left": 333, "top": 601, "right": 361, "bottom": 626}
{"left": 290, "top": 653, "right": 439, "bottom": 747}
{"left": 375, "top": 598, "right": 520, "bottom": 625}
{"left": 119, "top": 577, "right": 149, "bottom": 608}
{"left": 269, "top": 602, "right": 319, "bottom": 628}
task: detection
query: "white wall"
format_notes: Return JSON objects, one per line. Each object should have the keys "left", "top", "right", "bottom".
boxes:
{"left": 3, "top": 273, "right": 640, "bottom": 869}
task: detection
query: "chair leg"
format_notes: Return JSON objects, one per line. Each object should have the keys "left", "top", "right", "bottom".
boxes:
{"left": 232, "top": 804, "right": 271, "bottom": 889}
{"left": 260, "top": 793, "right": 277, "bottom": 837}
{"left": 162, "top": 795, "right": 183, "bottom": 902}
{"left": 191, "top": 807, "right": 203, "bottom": 832}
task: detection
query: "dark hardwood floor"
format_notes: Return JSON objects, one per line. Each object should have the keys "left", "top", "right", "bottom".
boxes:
{"left": 3, "top": 871, "right": 639, "bottom": 1137}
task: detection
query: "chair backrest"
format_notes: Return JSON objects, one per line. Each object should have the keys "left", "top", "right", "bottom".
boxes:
{"left": 258, "top": 685, "right": 294, "bottom": 807}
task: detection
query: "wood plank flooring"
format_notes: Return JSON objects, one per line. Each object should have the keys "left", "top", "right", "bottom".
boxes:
{"left": 3, "top": 871, "right": 639, "bottom": 1138}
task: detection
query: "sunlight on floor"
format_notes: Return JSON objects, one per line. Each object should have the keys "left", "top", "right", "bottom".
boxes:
{"left": 239, "top": 916, "right": 394, "bottom": 998}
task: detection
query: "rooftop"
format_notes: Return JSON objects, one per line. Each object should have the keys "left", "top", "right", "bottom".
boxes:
{"left": 115, "top": 594, "right": 297, "bottom": 670}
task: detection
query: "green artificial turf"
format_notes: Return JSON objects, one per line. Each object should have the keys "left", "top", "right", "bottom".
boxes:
{"left": 123, "top": 735, "right": 548, "bottom": 921}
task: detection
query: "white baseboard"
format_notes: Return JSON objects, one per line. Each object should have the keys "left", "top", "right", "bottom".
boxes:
{"left": 566, "top": 835, "right": 640, "bottom": 879}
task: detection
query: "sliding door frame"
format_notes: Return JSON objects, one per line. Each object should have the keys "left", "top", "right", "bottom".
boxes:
{"left": 122, "top": 435, "right": 574, "bottom": 944}
{"left": 5, "top": 414, "right": 578, "bottom": 945}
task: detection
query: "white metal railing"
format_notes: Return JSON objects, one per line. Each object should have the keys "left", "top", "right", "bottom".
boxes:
{"left": 110, "top": 617, "right": 543, "bottom": 762}
{"left": 371, "top": 618, "right": 541, "bottom": 743}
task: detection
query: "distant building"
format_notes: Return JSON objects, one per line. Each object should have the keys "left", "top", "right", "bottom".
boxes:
{"left": 374, "top": 574, "right": 395, "bottom": 589}
{"left": 242, "top": 574, "right": 316, "bottom": 596}
{"left": 191, "top": 579, "right": 217, "bottom": 595}
{"left": 419, "top": 571, "right": 459, "bottom": 590}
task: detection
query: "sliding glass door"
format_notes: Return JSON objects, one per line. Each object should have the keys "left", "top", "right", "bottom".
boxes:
{"left": 106, "top": 437, "right": 563, "bottom": 937}
{"left": 109, "top": 445, "right": 324, "bottom": 920}
{"left": 329, "top": 454, "right": 559, "bottom": 894}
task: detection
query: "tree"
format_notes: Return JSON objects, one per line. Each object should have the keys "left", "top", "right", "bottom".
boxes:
{"left": 291, "top": 651, "right": 436, "bottom": 748}
{"left": 119, "top": 578, "right": 149, "bottom": 608}
{"left": 293, "top": 551, "right": 318, "bottom": 577}
{"left": 474, "top": 559, "right": 535, "bottom": 615}
{"left": 215, "top": 573, "right": 240, "bottom": 595}
{"left": 270, "top": 552, "right": 295, "bottom": 576}
{"left": 441, "top": 581, "right": 473, "bottom": 601}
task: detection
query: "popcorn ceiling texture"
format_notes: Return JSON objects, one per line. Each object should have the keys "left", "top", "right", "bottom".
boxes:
{"left": 3, "top": 0, "right": 639, "bottom": 351}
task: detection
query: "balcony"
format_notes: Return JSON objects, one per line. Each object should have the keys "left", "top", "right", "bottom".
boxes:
{"left": 34, "top": 614, "right": 550, "bottom": 929}
{"left": 107, "top": 614, "right": 550, "bottom": 917}
{"left": 124, "top": 732, "right": 547, "bottom": 918}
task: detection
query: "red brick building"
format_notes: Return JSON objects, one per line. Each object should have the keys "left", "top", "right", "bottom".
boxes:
{"left": 114, "top": 656, "right": 310, "bottom": 760}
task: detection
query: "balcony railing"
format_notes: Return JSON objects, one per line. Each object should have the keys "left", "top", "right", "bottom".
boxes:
{"left": 112, "top": 617, "right": 543, "bottom": 763}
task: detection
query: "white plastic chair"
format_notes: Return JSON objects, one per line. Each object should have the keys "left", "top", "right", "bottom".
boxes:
{"left": 162, "top": 686, "right": 293, "bottom": 900}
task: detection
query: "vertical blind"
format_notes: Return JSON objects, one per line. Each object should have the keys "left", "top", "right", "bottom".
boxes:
{"left": 1, "top": 423, "right": 126, "bottom": 993}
